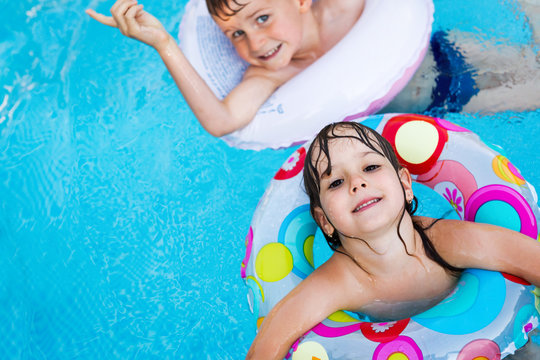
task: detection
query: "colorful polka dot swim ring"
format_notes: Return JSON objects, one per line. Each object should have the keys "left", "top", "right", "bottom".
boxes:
{"left": 241, "top": 114, "right": 540, "bottom": 359}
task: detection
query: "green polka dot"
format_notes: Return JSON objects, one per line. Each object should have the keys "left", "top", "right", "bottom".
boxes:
{"left": 395, "top": 121, "right": 439, "bottom": 164}
{"left": 303, "top": 235, "right": 315, "bottom": 268}
{"left": 388, "top": 353, "right": 409, "bottom": 360}
{"left": 255, "top": 243, "right": 293, "bottom": 282}
{"left": 328, "top": 310, "right": 358, "bottom": 323}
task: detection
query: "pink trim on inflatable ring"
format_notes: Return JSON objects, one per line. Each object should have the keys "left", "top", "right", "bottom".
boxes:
{"left": 241, "top": 227, "right": 254, "bottom": 279}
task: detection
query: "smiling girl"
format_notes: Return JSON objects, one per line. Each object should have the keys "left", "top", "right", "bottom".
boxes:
{"left": 245, "top": 122, "right": 540, "bottom": 359}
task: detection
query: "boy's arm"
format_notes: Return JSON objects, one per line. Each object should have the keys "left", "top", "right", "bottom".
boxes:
{"left": 157, "top": 37, "right": 285, "bottom": 136}
{"left": 431, "top": 219, "right": 540, "bottom": 287}
{"left": 87, "top": 1, "right": 291, "bottom": 137}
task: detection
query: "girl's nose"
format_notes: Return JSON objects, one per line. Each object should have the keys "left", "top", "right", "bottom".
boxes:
{"left": 351, "top": 177, "right": 367, "bottom": 193}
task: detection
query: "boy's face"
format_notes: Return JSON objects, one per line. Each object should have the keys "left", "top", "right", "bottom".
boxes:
{"left": 212, "top": 0, "right": 308, "bottom": 70}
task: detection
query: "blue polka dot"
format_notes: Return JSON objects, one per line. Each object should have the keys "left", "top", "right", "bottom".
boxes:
{"left": 278, "top": 205, "right": 318, "bottom": 279}
{"left": 359, "top": 114, "right": 384, "bottom": 131}
{"left": 413, "top": 269, "right": 506, "bottom": 334}
{"left": 413, "top": 183, "right": 460, "bottom": 220}
{"left": 313, "top": 228, "right": 333, "bottom": 269}
{"left": 513, "top": 304, "right": 538, "bottom": 349}
{"left": 475, "top": 200, "right": 521, "bottom": 233}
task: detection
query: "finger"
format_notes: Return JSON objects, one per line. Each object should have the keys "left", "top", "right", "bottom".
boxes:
{"left": 111, "top": 0, "right": 138, "bottom": 17}
{"left": 110, "top": 0, "right": 131, "bottom": 14}
{"left": 85, "top": 9, "right": 118, "bottom": 27}
{"left": 125, "top": 4, "right": 144, "bottom": 28}
{"left": 112, "top": 0, "right": 138, "bottom": 34}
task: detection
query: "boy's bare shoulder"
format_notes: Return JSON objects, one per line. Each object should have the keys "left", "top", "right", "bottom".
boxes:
{"left": 313, "top": 0, "right": 365, "bottom": 51}
{"left": 314, "top": 0, "right": 365, "bottom": 22}
{"left": 315, "top": 0, "right": 365, "bottom": 14}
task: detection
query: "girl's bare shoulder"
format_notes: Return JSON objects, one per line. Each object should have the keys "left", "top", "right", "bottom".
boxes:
{"left": 412, "top": 216, "right": 469, "bottom": 242}
{"left": 314, "top": 251, "right": 376, "bottom": 308}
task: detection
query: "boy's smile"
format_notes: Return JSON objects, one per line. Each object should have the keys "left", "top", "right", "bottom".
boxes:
{"left": 212, "top": 0, "right": 311, "bottom": 70}
{"left": 258, "top": 43, "right": 282, "bottom": 61}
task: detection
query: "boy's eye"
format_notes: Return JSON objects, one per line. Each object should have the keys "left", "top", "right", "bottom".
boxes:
{"left": 232, "top": 30, "right": 245, "bottom": 38}
{"left": 364, "top": 165, "right": 380, "bottom": 172}
{"left": 256, "top": 15, "right": 269, "bottom": 24}
{"left": 329, "top": 179, "right": 343, "bottom": 189}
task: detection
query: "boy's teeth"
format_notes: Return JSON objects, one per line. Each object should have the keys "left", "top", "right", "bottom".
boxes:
{"left": 354, "top": 199, "right": 379, "bottom": 212}
{"left": 263, "top": 46, "right": 278, "bottom": 58}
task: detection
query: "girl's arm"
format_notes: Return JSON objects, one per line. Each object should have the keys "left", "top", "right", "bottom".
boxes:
{"left": 431, "top": 219, "right": 540, "bottom": 286}
{"left": 86, "top": 0, "right": 292, "bottom": 137}
{"left": 246, "top": 258, "right": 365, "bottom": 360}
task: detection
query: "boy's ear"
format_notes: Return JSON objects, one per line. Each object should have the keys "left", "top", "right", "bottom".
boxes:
{"left": 399, "top": 168, "right": 414, "bottom": 203}
{"left": 313, "top": 207, "right": 334, "bottom": 236}
{"left": 297, "top": 0, "right": 313, "bottom": 13}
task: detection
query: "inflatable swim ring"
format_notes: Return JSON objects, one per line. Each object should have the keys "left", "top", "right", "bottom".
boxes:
{"left": 178, "top": 0, "right": 434, "bottom": 150}
{"left": 241, "top": 113, "right": 540, "bottom": 359}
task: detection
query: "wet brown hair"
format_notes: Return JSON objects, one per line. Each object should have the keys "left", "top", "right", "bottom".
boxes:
{"left": 206, "top": 0, "right": 246, "bottom": 19}
{"left": 303, "top": 121, "right": 462, "bottom": 274}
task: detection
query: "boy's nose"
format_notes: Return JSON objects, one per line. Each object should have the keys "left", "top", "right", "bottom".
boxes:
{"left": 248, "top": 32, "right": 266, "bottom": 52}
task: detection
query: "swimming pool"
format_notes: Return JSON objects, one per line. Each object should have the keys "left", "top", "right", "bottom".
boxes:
{"left": 0, "top": 0, "right": 539, "bottom": 358}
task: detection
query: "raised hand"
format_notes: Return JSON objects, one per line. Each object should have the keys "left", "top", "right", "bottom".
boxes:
{"left": 86, "top": 0, "right": 170, "bottom": 51}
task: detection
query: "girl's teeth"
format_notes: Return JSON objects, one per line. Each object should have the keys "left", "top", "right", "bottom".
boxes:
{"left": 354, "top": 199, "right": 379, "bottom": 212}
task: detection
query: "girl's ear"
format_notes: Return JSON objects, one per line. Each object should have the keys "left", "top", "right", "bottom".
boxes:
{"left": 297, "top": 0, "right": 313, "bottom": 13}
{"left": 399, "top": 168, "right": 414, "bottom": 203}
{"left": 313, "top": 207, "right": 335, "bottom": 236}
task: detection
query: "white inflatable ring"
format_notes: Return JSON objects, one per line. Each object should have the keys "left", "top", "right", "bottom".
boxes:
{"left": 241, "top": 113, "right": 540, "bottom": 359}
{"left": 178, "top": 0, "right": 434, "bottom": 150}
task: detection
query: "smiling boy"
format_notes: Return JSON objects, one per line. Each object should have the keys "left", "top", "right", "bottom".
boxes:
{"left": 86, "top": 0, "right": 365, "bottom": 137}
{"left": 87, "top": 0, "right": 540, "bottom": 139}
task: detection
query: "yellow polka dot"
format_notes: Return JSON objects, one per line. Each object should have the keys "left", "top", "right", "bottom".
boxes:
{"left": 395, "top": 121, "right": 439, "bottom": 164}
{"left": 492, "top": 156, "right": 525, "bottom": 185}
{"left": 255, "top": 243, "right": 293, "bottom": 282}
{"left": 388, "top": 352, "right": 409, "bottom": 360}
{"left": 257, "top": 317, "right": 265, "bottom": 329}
{"left": 292, "top": 341, "right": 329, "bottom": 360}
{"left": 472, "top": 357, "right": 489, "bottom": 360}
{"left": 327, "top": 310, "right": 358, "bottom": 323}
{"left": 303, "top": 235, "right": 315, "bottom": 268}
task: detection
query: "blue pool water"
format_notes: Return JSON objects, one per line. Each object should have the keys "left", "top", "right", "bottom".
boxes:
{"left": 1, "top": 0, "right": 539, "bottom": 358}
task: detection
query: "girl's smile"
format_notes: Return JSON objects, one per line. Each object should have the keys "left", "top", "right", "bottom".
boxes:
{"left": 352, "top": 197, "right": 381, "bottom": 213}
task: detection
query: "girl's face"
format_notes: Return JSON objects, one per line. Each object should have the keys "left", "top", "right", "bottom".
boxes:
{"left": 313, "top": 129, "right": 414, "bottom": 241}
{"left": 212, "top": 0, "right": 309, "bottom": 70}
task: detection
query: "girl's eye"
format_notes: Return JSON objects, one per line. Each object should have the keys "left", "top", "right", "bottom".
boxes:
{"left": 232, "top": 30, "right": 245, "bottom": 39}
{"left": 256, "top": 15, "right": 269, "bottom": 24}
{"left": 364, "top": 165, "right": 380, "bottom": 172}
{"left": 329, "top": 179, "right": 343, "bottom": 189}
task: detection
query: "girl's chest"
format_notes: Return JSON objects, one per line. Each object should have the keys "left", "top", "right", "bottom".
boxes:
{"left": 350, "top": 261, "right": 459, "bottom": 320}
